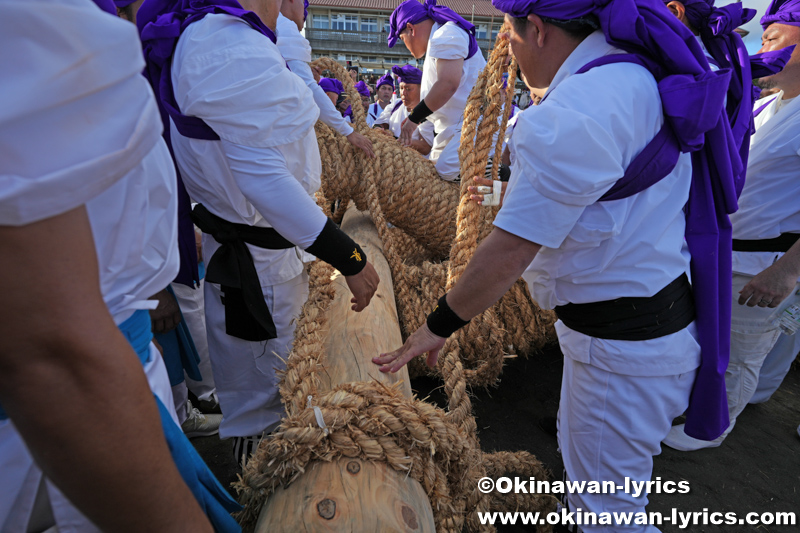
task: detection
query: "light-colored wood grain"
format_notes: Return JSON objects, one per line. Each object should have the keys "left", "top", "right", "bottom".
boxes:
{"left": 255, "top": 207, "right": 434, "bottom": 532}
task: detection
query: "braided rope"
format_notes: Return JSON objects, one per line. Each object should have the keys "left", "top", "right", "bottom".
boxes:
{"left": 236, "top": 29, "right": 558, "bottom": 531}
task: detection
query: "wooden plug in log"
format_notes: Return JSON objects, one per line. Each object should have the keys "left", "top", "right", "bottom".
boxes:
{"left": 255, "top": 206, "right": 435, "bottom": 532}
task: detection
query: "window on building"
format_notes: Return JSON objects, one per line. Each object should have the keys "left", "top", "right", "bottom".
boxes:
{"left": 361, "top": 17, "right": 378, "bottom": 32}
{"left": 338, "top": 54, "right": 360, "bottom": 62}
{"left": 311, "top": 14, "right": 329, "bottom": 29}
{"left": 385, "top": 57, "right": 410, "bottom": 65}
{"left": 383, "top": 19, "right": 390, "bottom": 33}
{"left": 331, "top": 13, "right": 358, "bottom": 31}
{"left": 491, "top": 23, "right": 502, "bottom": 40}
{"left": 362, "top": 56, "right": 378, "bottom": 63}
{"left": 475, "top": 24, "right": 488, "bottom": 40}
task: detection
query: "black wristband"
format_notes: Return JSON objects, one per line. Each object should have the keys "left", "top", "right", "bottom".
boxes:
{"left": 306, "top": 218, "right": 367, "bottom": 276}
{"left": 426, "top": 294, "right": 470, "bottom": 338}
{"left": 408, "top": 99, "right": 433, "bottom": 124}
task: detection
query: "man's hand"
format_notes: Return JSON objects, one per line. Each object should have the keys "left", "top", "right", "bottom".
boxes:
{"left": 399, "top": 118, "right": 417, "bottom": 146}
{"left": 149, "top": 289, "right": 181, "bottom": 334}
{"left": 372, "top": 323, "right": 447, "bottom": 373}
{"left": 346, "top": 131, "right": 375, "bottom": 158}
{"left": 344, "top": 261, "right": 380, "bottom": 311}
{"left": 739, "top": 262, "right": 798, "bottom": 307}
{"left": 468, "top": 176, "right": 507, "bottom": 206}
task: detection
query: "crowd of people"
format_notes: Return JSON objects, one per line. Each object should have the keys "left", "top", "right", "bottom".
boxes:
{"left": 1, "top": 0, "right": 798, "bottom": 531}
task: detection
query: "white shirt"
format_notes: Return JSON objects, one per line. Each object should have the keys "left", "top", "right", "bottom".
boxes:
{"left": 171, "top": 13, "right": 327, "bottom": 286}
{"left": 368, "top": 101, "right": 385, "bottom": 124}
{"left": 375, "top": 100, "right": 434, "bottom": 146}
{"left": 420, "top": 22, "right": 486, "bottom": 135}
{"left": 730, "top": 91, "right": 800, "bottom": 276}
{"left": 495, "top": 31, "right": 697, "bottom": 376}
{"left": 276, "top": 14, "right": 353, "bottom": 137}
{"left": 0, "top": 0, "right": 179, "bottom": 325}
{"left": 495, "top": 32, "right": 692, "bottom": 315}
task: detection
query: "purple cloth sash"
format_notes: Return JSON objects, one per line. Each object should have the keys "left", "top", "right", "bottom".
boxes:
{"left": 137, "top": 0, "right": 277, "bottom": 141}
{"left": 392, "top": 99, "right": 405, "bottom": 114}
{"left": 388, "top": 0, "right": 479, "bottom": 59}
{"left": 753, "top": 96, "right": 778, "bottom": 118}
{"left": 750, "top": 46, "right": 796, "bottom": 79}
{"left": 761, "top": 0, "right": 800, "bottom": 29}
{"left": 93, "top": 0, "right": 117, "bottom": 14}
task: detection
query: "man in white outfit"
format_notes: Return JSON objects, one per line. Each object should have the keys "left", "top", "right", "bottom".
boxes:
{"left": 664, "top": 0, "right": 800, "bottom": 451}
{"left": 374, "top": 0, "right": 736, "bottom": 529}
{"left": 374, "top": 64, "right": 434, "bottom": 155}
{"left": 387, "top": 0, "right": 486, "bottom": 181}
{"left": 138, "top": 0, "right": 380, "bottom": 465}
{"left": 0, "top": 1, "right": 231, "bottom": 531}
{"left": 276, "top": 0, "right": 374, "bottom": 158}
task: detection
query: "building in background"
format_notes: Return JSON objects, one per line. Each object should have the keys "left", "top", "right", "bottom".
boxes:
{"left": 305, "top": 0, "right": 504, "bottom": 77}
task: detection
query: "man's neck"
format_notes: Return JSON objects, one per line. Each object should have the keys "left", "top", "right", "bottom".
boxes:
{"left": 241, "top": 0, "right": 278, "bottom": 30}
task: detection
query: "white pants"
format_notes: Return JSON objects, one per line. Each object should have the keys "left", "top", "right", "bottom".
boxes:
{"left": 0, "top": 344, "right": 176, "bottom": 533}
{"left": 204, "top": 271, "right": 308, "bottom": 439}
{"left": 172, "top": 280, "right": 217, "bottom": 402}
{"left": 558, "top": 341, "right": 697, "bottom": 532}
{"left": 750, "top": 328, "right": 800, "bottom": 404}
{"left": 430, "top": 125, "right": 461, "bottom": 182}
{"left": 718, "top": 273, "right": 794, "bottom": 437}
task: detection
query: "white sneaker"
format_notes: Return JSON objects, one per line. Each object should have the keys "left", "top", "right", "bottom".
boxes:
{"left": 662, "top": 423, "right": 724, "bottom": 452}
{"left": 181, "top": 400, "right": 222, "bottom": 438}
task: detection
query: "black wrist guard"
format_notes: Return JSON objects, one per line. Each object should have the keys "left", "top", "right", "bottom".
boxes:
{"left": 498, "top": 164, "right": 511, "bottom": 182}
{"left": 306, "top": 218, "right": 367, "bottom": 276}
{"left": 427, "top": 294, "right": 470, "bottom": 338}
{"left": 408, "top": 99, "right": 433, "bottom": 124}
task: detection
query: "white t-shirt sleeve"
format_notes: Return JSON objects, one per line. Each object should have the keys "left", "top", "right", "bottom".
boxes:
{"left": 222, "top": 140, "right": 327, "bottom": 249}
{"left": 286, "top": 58, "right": 354, "bottom": 137}
{"left": 416, "top": 120, "right": 435, "bottom": 145}
{"left": 0, "top": 1, "right": 163, "bottom": 226}
{"left": 173, "top": 15, "right": 319, "bottom": 149}
{"left": 428, "top": 22, "right": 470, "bottom": 60}
{"left": 494, "top": 104, "right": 624, "bottom": 249}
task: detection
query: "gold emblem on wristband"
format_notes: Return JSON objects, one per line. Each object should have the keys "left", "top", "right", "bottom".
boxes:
{"left": 351, "top": 248, "right": 362, "bottom": 262}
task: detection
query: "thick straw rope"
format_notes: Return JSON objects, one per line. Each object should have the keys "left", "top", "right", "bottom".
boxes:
{"left": 235, "top": 28, "right": 559, "bottom": 532}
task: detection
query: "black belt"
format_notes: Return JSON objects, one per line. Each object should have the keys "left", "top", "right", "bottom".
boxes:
{"left": 554, "top": 274, "right": 695, "bottom": 341}
{"left": 191, "top": 204, "right": 295, "bottom": 342}
{"left": 732, "top": 233, "right": 800, "bottom": 253}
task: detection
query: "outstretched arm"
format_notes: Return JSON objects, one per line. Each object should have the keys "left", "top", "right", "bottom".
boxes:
{"left": 373, "top": 227, "right": 540, "bottom": 372}
{"left": 739, "top": 240, "right": 800, "bottom": 307}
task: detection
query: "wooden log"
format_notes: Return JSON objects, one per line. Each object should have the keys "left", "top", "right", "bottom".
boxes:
{"left": 255, "top": 207, "right": 435, "bottom": 532}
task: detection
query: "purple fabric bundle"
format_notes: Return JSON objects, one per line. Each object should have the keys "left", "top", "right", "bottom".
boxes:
{"left": 376, "top": 72, "right": 394, "bottom": 90}
{"left": 761, "top": 0, "right": 800, "bottom": 29}
{"left": 492, "top": 0, "right": 739, "bottom": 441}
{"left": 319, "top": 77, "right": 344, "bottom": 95}
{"left": 354, "top": 80, "right": 371, "bottom": 97}
{"left": 388, "top": 0, "right": 479, "bottom": 59}
{"left": 114, "top": 0, "right": 138, "bottom": 7}
{"left": 304, "top": 0, "right": 309, "bottom": 22}
{"left": 391, "top": 64, "right": 423, "bottom": 84}
{"left": 93, "top": 0, "right": 117, "bottom": 14}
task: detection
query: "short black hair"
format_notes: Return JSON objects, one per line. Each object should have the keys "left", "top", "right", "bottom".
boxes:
{"left": 512, "top": 14, "right": 599, "bottom": 40}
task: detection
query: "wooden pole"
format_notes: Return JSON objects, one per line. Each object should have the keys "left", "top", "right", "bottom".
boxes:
{"left": 254, "top": 206, "right": 435, "bottom": 532}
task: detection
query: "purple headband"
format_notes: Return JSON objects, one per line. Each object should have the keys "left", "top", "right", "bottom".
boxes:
{"left": 761, "top": 0, "right": 800, "bottom": 30}
{"left": 492, "top": 0, "right": 740, "bottom": 443}
{"left": 319, "top": 77, "right": 344, "bottom": 95}
{"left": 391, "top": 64, "right": 422, "bottom": 84}
{"left": 388, "top": 0, "right": 479, "bottom": 59}
{"left": 354, "top": 80, "right": 371, "bottom": 97}
{"left": 376, "top": 73, "right": 394, "bottom": 90}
